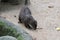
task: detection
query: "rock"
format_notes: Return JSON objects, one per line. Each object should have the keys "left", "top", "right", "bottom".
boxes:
{"left": 0, "top": 36, "right": 17, "bottom": 40}
{"left": 0, "top": 17, "right": 33, "bottom": 40}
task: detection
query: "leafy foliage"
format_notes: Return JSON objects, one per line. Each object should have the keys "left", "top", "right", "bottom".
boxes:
{"left": 0, "top": 21, "right": 23, "bottom": 40}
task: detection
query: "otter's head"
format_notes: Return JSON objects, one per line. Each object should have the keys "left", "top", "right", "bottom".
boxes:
{"left": 24, "top": 15, "right": 37, "bottom": 30}
{"left": 28, "top": 20, "right": 37, "bottom": 30}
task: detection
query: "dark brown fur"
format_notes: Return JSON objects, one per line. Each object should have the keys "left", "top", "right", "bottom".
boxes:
{"left": 19, "top": 6, "right": 37, "bottom": 30}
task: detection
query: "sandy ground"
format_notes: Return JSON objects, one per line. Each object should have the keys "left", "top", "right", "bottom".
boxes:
{"left": 0, "top": 0, "right": 60, "bottom": 40}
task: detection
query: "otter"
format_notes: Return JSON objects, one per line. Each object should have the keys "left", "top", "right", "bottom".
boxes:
{"left": 18, "top": 0, "right": 37, "bottom": 30}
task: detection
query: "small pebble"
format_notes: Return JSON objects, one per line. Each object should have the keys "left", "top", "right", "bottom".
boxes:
{"left": 14, "top": 15, "right": 16, "bottom": 17}
{"left": 56, "top": 27, "right": 60, "bottom": 31}
{"left": 48, "top": 5, "right": 54, "bottom": 8}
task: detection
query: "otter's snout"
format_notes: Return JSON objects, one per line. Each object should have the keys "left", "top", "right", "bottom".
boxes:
{"left": 28, "top": 24, "right": 37, "bottom": 30}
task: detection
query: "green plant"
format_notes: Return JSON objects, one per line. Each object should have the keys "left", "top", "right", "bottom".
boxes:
{"left": 0, "top": 21, "right": 23, "bottom": 40}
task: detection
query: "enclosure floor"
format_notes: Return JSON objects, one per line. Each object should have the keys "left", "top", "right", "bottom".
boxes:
{"left": 0, "top": 0, "right": 60, "bottom": 40}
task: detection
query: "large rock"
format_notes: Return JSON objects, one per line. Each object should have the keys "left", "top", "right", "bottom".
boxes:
{"left": 0, "top": 36, "right": 17, "bottom": 40}
{"left": 0, "top": 17, "right": 33, "bottom": 40}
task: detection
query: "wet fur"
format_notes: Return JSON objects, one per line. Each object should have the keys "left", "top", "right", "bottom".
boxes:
{"left": 19, "top": 6, "right": 37, "bottom": 30}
